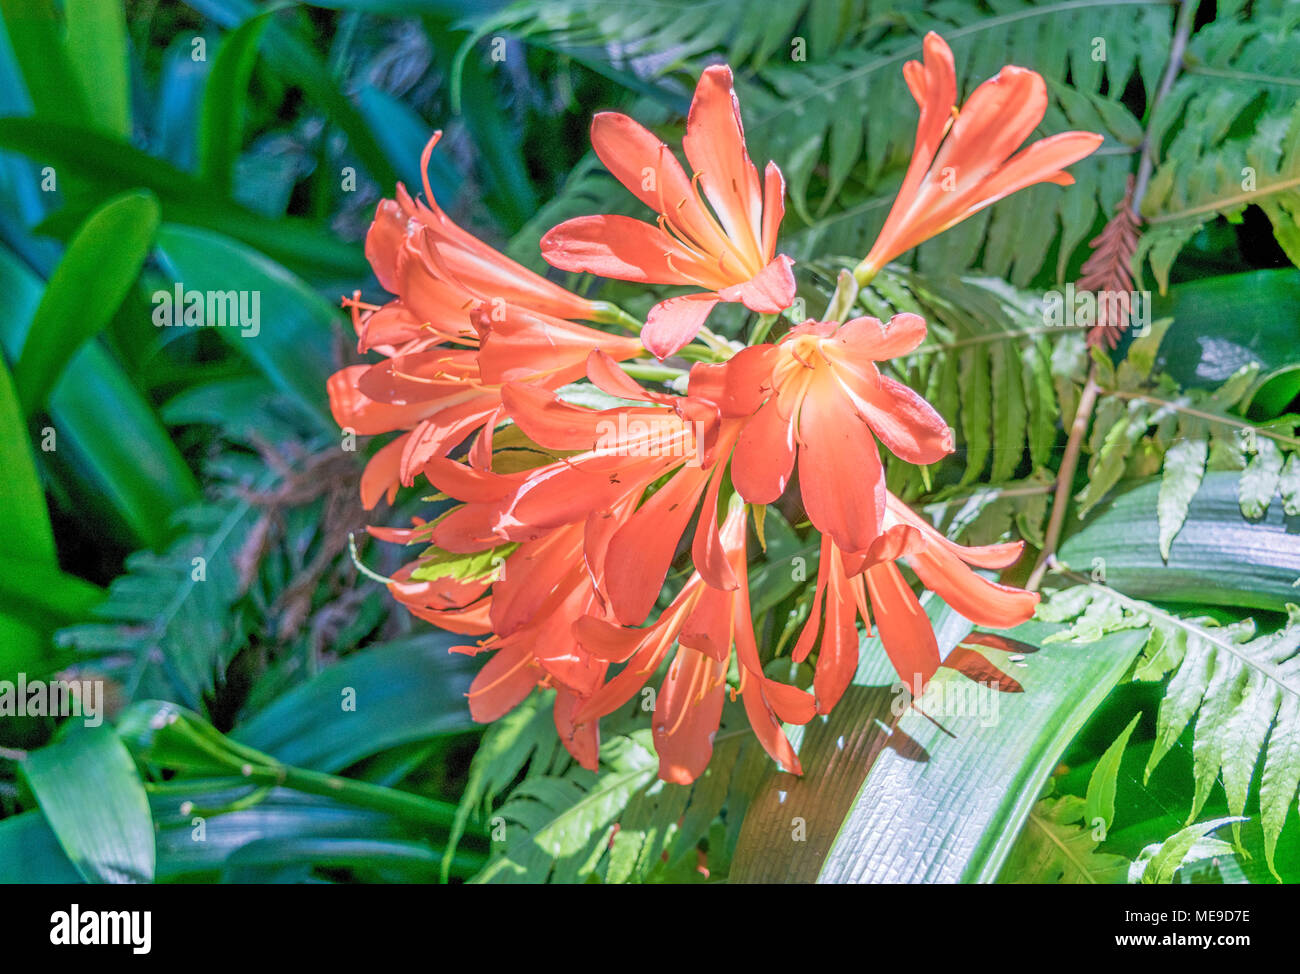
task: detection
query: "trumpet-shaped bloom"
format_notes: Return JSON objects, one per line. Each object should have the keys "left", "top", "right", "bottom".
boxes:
{"left": 722, "top": 314, "right": 953, "bottom": 555}
{"left": 573, "top": 498, "right": 815, "bottom": 783}
{"left": 541, "top": 65, "right": 795, "bottom": 359}
{"left": 794, "top": 491, "right": 1040, "bottom": 713}
{"left": 855, "top": 32, "right": 1103, "bottom": 281}
{"left": 425, "top": 352, "right": 744, "bottom": 627}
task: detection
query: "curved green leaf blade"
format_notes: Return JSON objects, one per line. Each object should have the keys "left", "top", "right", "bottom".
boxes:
{"left": 14, "top": 189, "right": 161, "bottom": 416}
{"left": 730, "top": 609, "right": 1146, "bottom": 883}
{"left": 1060, "top": 472, "right": 1300, "bottom": 612}
{"left": 0, "top": 244, "right": 199, "bottom": 549}
{"left": 232, "top": 633, "right": 478, "bottom": 773}
{"left": 198, "top": 12, "right": 270, "bottom": 190}
{"left": 21, "top": 724, "right": 155, "bottom": 884}
{"left": 154, "top": 224, "right": 338, "bottom": 428}
{"left": 63, "top": 0, "right": 129, "bottom": 137}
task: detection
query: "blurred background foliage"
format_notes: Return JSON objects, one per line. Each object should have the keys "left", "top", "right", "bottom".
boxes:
{"left": 0, "top": 0, "right": 1297, "bottom": 884}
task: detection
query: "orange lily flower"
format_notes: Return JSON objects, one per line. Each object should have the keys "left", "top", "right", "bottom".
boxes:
{"left": 573, "top": 497, "right": 815, "bottom": 783}
{"left": 719, "top": 313, "right": 953, "bottom": 555}
{"left": 854, "top": 32, "right": 1103, "bottom": 283}
{"left": 541, "top": 65, "right": 796, "bottom": 359}
{"left": 794, "top": 492, "right": 1039, "bottom": 713}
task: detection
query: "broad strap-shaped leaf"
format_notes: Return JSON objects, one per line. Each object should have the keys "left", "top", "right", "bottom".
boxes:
{"left": 1059, "top": 472, "right": 1300, "bottom": 612}
{"left": 14, "top": 189, "right": 160, "bottom": 416}
{"left": 728, "top": 605, "right": 1146, "bottom": 883}
{"left": 154, "top": 224, "right": 338, "bottom": 428}
{"left": 231, "top": 632, "right": 479, "bottom": 773}
{"left": 21, "top": 724, "right": 155, "bottom": 883}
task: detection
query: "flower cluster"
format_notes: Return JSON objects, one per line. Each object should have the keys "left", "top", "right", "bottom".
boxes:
{"left": 331, "top": 34, "right": 1100, "bottom": 784}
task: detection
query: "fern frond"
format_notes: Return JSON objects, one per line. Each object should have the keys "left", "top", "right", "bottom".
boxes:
{"left": 1039, "top": 586, "right": 1300, "bottom": 878}
{"left": 997, "top": 794, "right": 1130, "bottom": 883}
{"left": 55, "top": 462, "right": 276, "bottom": 708}
{"left": 1140, "top": 16, "right": 1300, "bottom": 288}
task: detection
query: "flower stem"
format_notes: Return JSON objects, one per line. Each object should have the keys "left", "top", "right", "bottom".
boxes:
{"left": 590, "top": 301, "right": 644, "bottom": 335}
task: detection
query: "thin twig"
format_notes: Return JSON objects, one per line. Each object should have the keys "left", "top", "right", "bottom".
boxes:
{"left": 1027, "top": 367, "right": 1100, "bottom": 591}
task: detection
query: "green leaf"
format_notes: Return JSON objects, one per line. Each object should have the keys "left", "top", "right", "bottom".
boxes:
{"left": 1157, "top": 426, "right": 1207, "bottom": 560}
{"left": 21, "top": 724, "right": 155, "bottom": 883}
{"left": 410, "top": 543, "right": 517, "bottom": 584}
{"left": 0, "top": 242, "right": 199, "bottom": 550}
{"left": 1133, "top": 817, "right": 1245, "bottom": 885}
{"left": 473, "top": 734, "right": 658, "bottom": 884}
{"left": 728, "top": 606, "right": 1147, "bottom": 882}
{"left": 14, "top": 189, "right": 161, "bottom": 416}
{"left": 0, "top": 811, "right": 83, "bottom": 882}
{"left": 231, "top": 633, "right": 479, "bottom": 773}
{"left": 0, "top": 356, "right": 55, "bottom": 567}
{"left": 186, "top": 0, "right": 396, "bottom": 189}
{"left": 1060, "top": 472, "right": 1300, "bottom": 612}
{"left": 996, "top": 794, "right": 1130, "bottom": 884}
{"left": 0, "top": 556, "right": 103, "bottom": 631}
{"left": 0, "top": 0, "right": 90, "bottom": 125}
{"left": 1085, "top": 712, "right": 1142, "bottom": 835}
{"left": 153, "top": 224, "right": 338, "bottom": 428}
{"left": 63, "top": 0, "right": 130, "bottom": 137}
{"left": 0, "top": 117, "right": 366, "bottom": 280}
{"left": 1043, "top": 587, "right": 1300, "bottom": 879}
{"left": 1238, "top": 435, "right": 1284, "bottom": 518}
{"left": 198, "top": 12, "right": 271, "bottom": 190}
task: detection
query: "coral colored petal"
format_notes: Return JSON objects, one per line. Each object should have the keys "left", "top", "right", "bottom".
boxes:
{"left": 466, "top": 641, "right": 538, "bottom": 722}
{"left": 554, "top": 689, "right": 600, "bottom": 771}
{"left": 643, "top": 294, "right": 720, "bottom": 359}
{"left": 654, "top": 649, "right": 727, "bottom": 784}
{"left": 682, "top": 64, "right": 764, "bottom": 265}
{"left": 499, "top": 383, "right": 607, "bottom": 450}
{"left": 965, "top": 131, "right": 1106, "bottom": 212}
{"left": 691, "top": 464, "right": 739, "bottom": 592}
{"left": 837, "top": 312, "right": 928, "bottom": 359}
{"left": 585, "top": 349, "right": 669, "bottom": 405}
{"left": 572, "top": 615, "right": 648, "bottom": 664}
{"left": 740, "top": 669, "right": 802, "bottom": 775}
{"left": 813, "top": 570, "right": 860, "bottom": 713}
{"left": 731, "top": 395, "right": 796, "bottom": 504}
{"left": 865, "top": 560, "right": 941, "bottom": 688}
{"left": 761, "top": 161, "right": 786, "bottom": 260}
{"left": 796, "top": 375, "right": 885, "bottom": 553}
{"left": 360, "top": 434, "right": 408, "bottom": 509}
{"left": 588, "top": 111, "right": 722, "bottom": 252}
{"left": 540, "top": 214, "right": 694, "bottom": 285}
{"left": 864, "top": 523, "right": 926, "bottom": 564}
{"left": 849, "top": 373, "right": 954, "bottom": 465}
{"left": 907, "top": 545, "right": 1039, "bottom": 629}
{"left": 717, "top": 254, "right": 796, "bottom": 313}
{"left": 679, "top": 583, "right": 734, "bottom": 662}
{"left": 605, "top": 466, "right": 710, "bottom": 625}
{"left": 687, "top": 343, "right": 777, "bottom": 417}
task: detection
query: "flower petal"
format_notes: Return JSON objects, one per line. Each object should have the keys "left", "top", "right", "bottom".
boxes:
{"left": 795, "top": 373, "right": 885, "bottom": 553}
{"left": 643, "top": 293, "right": 720, "bottom": 359}
{"left": 716, "top": 254, "right": 796, "bottom": 313}
{"left": 541, "top": 214, "right": 698, "bottom": 286}
{"left": 731, "top": 395, "right": 796, "bottom": 504}
{"left": 681, "top": 64, "right": 764, "bottom": 268}
{"left": 865, "top": 560, "right": 940, "bottom": 688}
